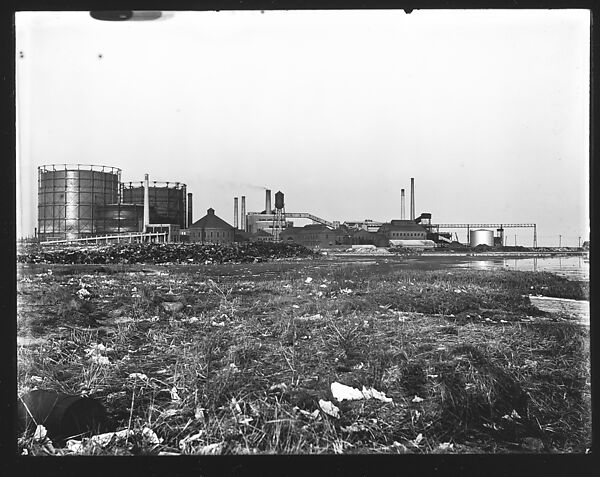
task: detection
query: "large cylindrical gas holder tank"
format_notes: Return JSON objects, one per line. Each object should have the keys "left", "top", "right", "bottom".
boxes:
{"left": 121, "top": 181, "right": 186, "bottom": 228}
{"left": 37, "top": 164, "right": 121, "bottom": 241}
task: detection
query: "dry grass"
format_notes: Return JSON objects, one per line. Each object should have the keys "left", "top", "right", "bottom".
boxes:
{"left": 16, "top": 260, "right": 590, "bottom": 455}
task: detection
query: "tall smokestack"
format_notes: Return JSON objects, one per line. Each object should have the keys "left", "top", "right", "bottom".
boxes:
{"left": 410, "top": 178, "right": 415, "bottom": 221}
{"left": 241, "top": 196, "right": 246, "bottom": 232}
{"left": 234, "top": 197, "right": 239, "bottom": 229}
{"left": 143, "top": 173, "right": 150, "bottom": 230}
{"left": 265, "top": 189, "right": 272, "bottom": 214}
{"left": 401, "top": 189, "right": 405, "bottom": 220}
{"left": 187, "top": 193, "right": 193, "bottom": 228}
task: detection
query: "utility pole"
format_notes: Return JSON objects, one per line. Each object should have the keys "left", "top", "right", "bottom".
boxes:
{"left": 559, "top": 235, "right": 562, "bottom": 248}
{"left": 579, "top": 236, "right": 581, "bottom": 248}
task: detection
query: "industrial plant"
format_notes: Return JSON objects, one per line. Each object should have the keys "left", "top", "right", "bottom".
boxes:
{"left": 35, "top": 164, "right": 537, "bottom": 249}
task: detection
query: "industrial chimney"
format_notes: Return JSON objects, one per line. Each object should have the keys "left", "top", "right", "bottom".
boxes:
{"left": 401, "top": 189, "right": 405, "bottom": 220}
{"left": 143, "top": 173, "right": 150, "bottom": 231}
{"left": 241, "top": 196, "right": 246, "bottom": 232}
{"left": 187, "top": 193, "right": 193, "bottom": 228}
{"left": 410, "top": 178, "right": 415, "bottom": 221}
{"left": 234, "top": 197, "right": 239, "bottom": 229}
{"left": 265, "top": 189, "right": 272, "bottom": 214}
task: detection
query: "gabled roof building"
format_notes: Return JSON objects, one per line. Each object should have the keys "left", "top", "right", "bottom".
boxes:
{"left": 188, "top": 208, "right": 234, "bottom": 244}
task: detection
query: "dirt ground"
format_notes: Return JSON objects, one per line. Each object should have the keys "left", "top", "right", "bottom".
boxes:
{"left": 16, "top": 258, "right": 590, "bottom": 455}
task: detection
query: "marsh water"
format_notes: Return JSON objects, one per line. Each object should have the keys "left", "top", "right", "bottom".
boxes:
{"left": 452, "top": 255, "right": 589, "bottom": 281}
{"left": 329, "top": 254, "right": 589, "bottom": 282}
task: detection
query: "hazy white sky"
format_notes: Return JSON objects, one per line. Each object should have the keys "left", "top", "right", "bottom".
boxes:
{"left": 16, "top": 9, "right": 590, "bottom": 246}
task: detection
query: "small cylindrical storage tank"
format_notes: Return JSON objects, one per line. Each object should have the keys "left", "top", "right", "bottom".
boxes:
{"left": 122, "top": 181, "right": 186, "bottom": 228}
{"left": 38, "top": 164, "right": 121, "bottom": 241}
{"left": 470, "top": 229, "right": 494, "bottom": 247}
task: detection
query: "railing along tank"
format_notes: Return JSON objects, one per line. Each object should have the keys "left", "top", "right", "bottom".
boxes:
{"left": 38, "top": 164, "right": 121, "bottom": 241}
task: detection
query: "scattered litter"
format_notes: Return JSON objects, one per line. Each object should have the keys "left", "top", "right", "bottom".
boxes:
{"left": 76, "top": 288, "right": 91, "bottom": 299}
{"left": 318, "top": 399, "right": 340, "bottom": 418}
{"left": 66, "top": 439, "right": 84, "bottom": 453}
{"left": 331, "top": 382, "right": 364, "bottom": 401}
{"left": 340, "top": 288, "right": 353, "bottom": 294}
{"left": 305, "top": 277, "right": 313, "bottom": 284}
{"left": 268, "top": 383, "right": 288, "bottom": 394}
{"left": 128, "top": 373, "right": 149, "bottom": 382}
{"left": 85, "top": 343, "right": 112, "bottom": 356}
{"left": 162, "top": 302, "right": 185, "bottom": 313}
{"left": 170, "top": 387, "right": 181, "bottom": 402}
{"left": 297, "top": 313, "right": 322, "bottom": 322}
{"left": 195, "top": 442, "right": 224, "bottom": 455}
{"left": 179, "top": 431, "right": 205, "bottom": 451}
{"left": 89, "top": 355, "right": 110, "bottom": 365}
{"left": 90, "top": 429, "right": 133, "bottom": 447}
{"left": 392, "top": 441, "right": 409, "bottom": 452}
{"left": 160, "top": 409, "right": 180, "bottom": 418}
{"left": 361, "top": 386, "right": 393, "bottom": 403}
{"left": 411, "top": 433, "right": 424, "bottom": 447}
{"left": 411, "top": 395, "right": 424, "bottom": 403}
{"left": 142, "top": 427, "right": 163, "bottom": 445}
{"left": 33, "top": 424, "right": 47, "bottom": 441}
{"left": 296, "top": 408, "right": 320, "bottom": 420}
{"left": 292, "top": 305, "right": 300, "bottom": 309}
{"left": 211, "top": 321, "right": 225, "bottom": 327}
{"left": 438, "top": 442, "right": 454, "bottom": 451}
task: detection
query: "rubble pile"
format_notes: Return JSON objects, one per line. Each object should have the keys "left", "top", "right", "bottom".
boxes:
{"left": 18, "top": 242, "right": 319, "bottom": 265}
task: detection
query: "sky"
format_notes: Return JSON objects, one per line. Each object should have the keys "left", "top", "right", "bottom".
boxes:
{"left": 15, "top": 9, "right": 590, "bottom": 246}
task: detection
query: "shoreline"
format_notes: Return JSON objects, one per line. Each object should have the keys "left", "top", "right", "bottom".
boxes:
{"left": 330, "top": 251, "right": 587, "bottom": 258}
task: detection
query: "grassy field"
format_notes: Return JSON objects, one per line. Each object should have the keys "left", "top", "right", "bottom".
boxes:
{"left": 16, "top": 258, "right": 590, "bottom": 455}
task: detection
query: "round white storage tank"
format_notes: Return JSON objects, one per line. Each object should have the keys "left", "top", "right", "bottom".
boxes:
{"left": 470, "top": 229, "right": 494, "bottom": 247}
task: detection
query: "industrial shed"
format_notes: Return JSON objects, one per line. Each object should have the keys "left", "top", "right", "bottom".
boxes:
{"left": 280, "top": 224, "right": 343, "bottom": 248}
{"left": 379, "top": 220, "right": 428, "bottom": 240}
{"left": 188, "top": 208, "right": 234, "bottom": 244}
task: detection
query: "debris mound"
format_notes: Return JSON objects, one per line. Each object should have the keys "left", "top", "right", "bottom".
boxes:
{"left": 18, "top": 242, "right": 318, "bottom": 265}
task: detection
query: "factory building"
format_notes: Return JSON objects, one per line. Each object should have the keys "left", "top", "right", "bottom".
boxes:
{"left": 350, "top": 228, "right": 388, "bottom": 247}
{"left": 378, "top": 220, "right": 428, "bottom": 240}
{"left": 280, "top": 224, "right": 345, "bottom": 248}
{"left": 188, "top": 208, "right": 234, "bottom": 244}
